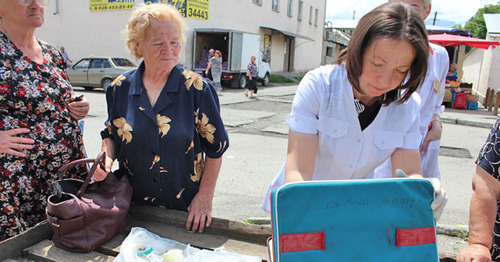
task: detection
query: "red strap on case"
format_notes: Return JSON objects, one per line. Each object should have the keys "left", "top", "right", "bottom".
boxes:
{"left": 396, "top": 227, "right": 436, "bottom": 247}
{"left": 279, "top": 232, "right": 325, "bottom": 253}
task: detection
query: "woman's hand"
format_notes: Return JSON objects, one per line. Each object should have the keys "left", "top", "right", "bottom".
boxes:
{"left": 93, "top": 154, "right": 113, "bottom": 181}
{"left": 421, "top": 117, "right": 442, "bottom": 155}
{"left": 457, "top": 244, "right": 492, "bottom": 262}
{"left": 68, "top": 95, "right": 90, "bottom": 120}
{"left": 186, "top": 190, "right": 214, "bottom": 233}
{"left": 185, "top": 156, "right": 221, "bottom": 233}
{"left": 0, "top": 128, "right": 34, "bottom": 157}
{"left": 395, "top": 169, "right": 447, "bottom": 221}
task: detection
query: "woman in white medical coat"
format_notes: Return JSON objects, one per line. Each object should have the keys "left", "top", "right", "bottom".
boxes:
{"left": 262, "top": 2, "right": 446, "bottom": 218}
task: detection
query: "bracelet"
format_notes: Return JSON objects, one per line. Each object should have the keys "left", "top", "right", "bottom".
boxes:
{"left": 431, "top": 118, "right": 442, "bottom": 128}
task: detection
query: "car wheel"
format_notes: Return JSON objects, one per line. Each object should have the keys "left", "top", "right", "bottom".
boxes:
{"left": 102, "top": 78, "right": 112, "bottom": 92}
{"left": 239, "top": 75, "right": 247, "bottom": 89}
{"left": 262, "top": 73, "right": 270, "bottom": 86}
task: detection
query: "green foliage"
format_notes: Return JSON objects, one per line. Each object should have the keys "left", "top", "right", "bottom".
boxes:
{"left": 243, "top": 219, "right": 258, "bottom": 225}
{"left": 464, "top": 3, "right": 500, "bottom": 39}
{"left": 269, "top": 75, "right": 296, "bottom": 83}
{"left": 457, "top": 230, "right": 469, "bottom": 241}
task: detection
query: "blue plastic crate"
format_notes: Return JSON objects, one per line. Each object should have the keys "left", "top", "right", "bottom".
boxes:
{"left": 467, "top": 102, "right": 478, "bottom": 110}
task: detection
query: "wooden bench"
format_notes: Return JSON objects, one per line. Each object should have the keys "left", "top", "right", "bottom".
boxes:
{"left": 0, "top": 205, "right": 270, "bottom": 261}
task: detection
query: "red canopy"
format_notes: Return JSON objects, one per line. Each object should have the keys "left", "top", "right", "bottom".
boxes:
{"left": 428, "top": 33, "right": 500, "bottom": 50}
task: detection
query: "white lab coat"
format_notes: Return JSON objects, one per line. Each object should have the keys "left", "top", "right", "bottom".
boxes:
{"left": 262, "top": 64, "right": 422, "bottom": 212}
{"left": 369, "top": 43, "right": 449, "bottom": 180}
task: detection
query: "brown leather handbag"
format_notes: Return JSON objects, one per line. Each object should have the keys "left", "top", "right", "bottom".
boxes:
{"left": 46, "top": 152, "right": 132, "bottom": 253}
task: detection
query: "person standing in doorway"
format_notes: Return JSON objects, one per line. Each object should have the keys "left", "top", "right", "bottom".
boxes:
{"left": 244, "top": 54, "right": 258, "bottom": 99}
{"left": 205, "top": 48, "right": 214, "bottom": 82}
{"left": 206, "top": 50, "right": 223, "bottom": 95}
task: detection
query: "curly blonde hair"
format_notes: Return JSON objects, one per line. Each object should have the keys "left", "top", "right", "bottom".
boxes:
{"left": 123, "top": 3, "right": 186, "bottom": 59}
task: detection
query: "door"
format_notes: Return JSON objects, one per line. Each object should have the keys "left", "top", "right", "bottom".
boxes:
{"left": 68, "top": 59, "right": 91, "bottom": 85}
{"left": 87, "top": 58, "right": 109, "bottom": 85}
{"left": 283, "top": 37, "right": 295, "bottom": 72}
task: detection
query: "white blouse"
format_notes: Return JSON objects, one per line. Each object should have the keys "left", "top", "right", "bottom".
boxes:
{"left": 262, "top": 64, "right": 422, "bottom": 212}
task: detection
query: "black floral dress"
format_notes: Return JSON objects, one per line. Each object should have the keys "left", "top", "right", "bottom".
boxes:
{"left": 0, "top": 32, "right": 86, "bottom": 240}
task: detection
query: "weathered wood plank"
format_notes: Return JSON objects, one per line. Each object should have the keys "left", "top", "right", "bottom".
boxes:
{"left": 94, "top": 233, "right": 126, "bottom": 256}
{"left": 129, "top": 205, "right": 272, "bottom": 244}
{"left": 24, "top": 240, "right": 115, "bottom": 262}
{"left": 0, "top": 221, "right": 52, "bottom": 261}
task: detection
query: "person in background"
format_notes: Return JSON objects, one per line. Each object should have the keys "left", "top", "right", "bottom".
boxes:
{"left": 446, "top": 63, "right": 458, "bottom": 83}
{"left": 458, "top": 118, "right": 500, "bottom": 262}
{"left": 205, "top": 48, "right": 214, "bottom": 82}
{"left": 60, "top": 46, "right": 72, "bottom": 68}
{"left": 94, "top": 3, "right": 229, "bottom": 233}
{"left": 205, "top": 50, "right": 223, "bottom": 95}
{"left": 0, "top": 0, "right": 90, "bottom": 240}
{"left": 244, "top": 54, "right": 258, "bottom": 99}
{"left": 369, "top": 0, "right": 449, "bottom": 180}
{"left": 261, "top": 2, "right": 446, "bottom": 220}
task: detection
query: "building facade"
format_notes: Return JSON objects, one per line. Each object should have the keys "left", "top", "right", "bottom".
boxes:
{"left": 37, "top": 0, "right": 326, "bottom": 73}
{"left": 462, "top": 13, "right": 500, "bottom": 98}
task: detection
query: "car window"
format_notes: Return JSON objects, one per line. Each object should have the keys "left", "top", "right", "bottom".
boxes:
{"left": 74, "top": 59, "right": 90, "bottom": 69}
{"left": 103, "top": 59, "right": 111, "bottom": 68}
{"left": 112, "top": 58, "right": 136, "bottom": 67}
{"left": 90, "top": 59, "right": 104, "bottom": 69}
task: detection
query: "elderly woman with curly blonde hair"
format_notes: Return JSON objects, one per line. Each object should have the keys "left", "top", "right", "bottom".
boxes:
{"left": 94, "top": 3, "right": 229, "bottom": 233}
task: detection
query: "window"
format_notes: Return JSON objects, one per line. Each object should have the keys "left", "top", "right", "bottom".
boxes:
{"left": 103, "top": 59, "right": 111, "bottom": 68}
{"left": 264, "top": 34, "right": 272, "bottom": 62}
{"left": 90, "top": 59, "right": 104, "bottom": 69}
{"left": 309, "top": 6, "right": 313, "bottom": 24}
{"left": 287, "top": 0, "right": 292, "bottom": 16}
{"left": 297, "top": 0, "right": 303, "bottom": 21}
{"left": 326, "top": 47, "right": 333, "bottom": 57}
{"left": 112, "top": 58, "right": 136, "bottom": 67}
{"left": 315, "top": 8, "right": 319, "bottom": 26}
{"left": 74, "top": 59, "right": 90, "bottom": 69}
{"left": 253, "top": 0, "right": 262, "bottom": 6}
{"left": 272, "top": 0, "right": 279, "bottom": 11}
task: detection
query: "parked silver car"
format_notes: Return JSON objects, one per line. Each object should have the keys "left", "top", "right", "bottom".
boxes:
{"left": 67, "top": 57, "right": 136, "bottom": 92}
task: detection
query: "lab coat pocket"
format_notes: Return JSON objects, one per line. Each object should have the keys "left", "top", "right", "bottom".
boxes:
{"left": 317, "top": 117, "right": 349, "bottom": 138}
{"left": 374, "top": 131, "right": 404, "bottom": 150}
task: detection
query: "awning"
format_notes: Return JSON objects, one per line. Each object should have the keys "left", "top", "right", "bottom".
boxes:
{"left": 428, "top": 33, "right": 500, "bottom": 50}
{"left": 260, "top": 26, "right": 315, "bottom": 41}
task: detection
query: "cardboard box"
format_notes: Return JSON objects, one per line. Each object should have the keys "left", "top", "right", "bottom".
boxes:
{"left": 467, "top": 94, "right": 479, "bottom": 103}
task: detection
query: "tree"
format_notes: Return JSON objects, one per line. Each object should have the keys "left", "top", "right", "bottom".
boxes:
{"left": 464, "top": 3, "right": 500, "bottom": 39}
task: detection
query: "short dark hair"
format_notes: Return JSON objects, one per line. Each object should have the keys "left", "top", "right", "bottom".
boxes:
{"left": 335, "top": 2, "right": 429, "bottom": 105}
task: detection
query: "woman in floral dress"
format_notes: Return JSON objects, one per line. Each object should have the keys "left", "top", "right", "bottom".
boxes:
{"left": 94, "top": 4, "right": 229, "bottom": 234}
{"left": 0, "top": 0, "right": 89, "bottom": 240}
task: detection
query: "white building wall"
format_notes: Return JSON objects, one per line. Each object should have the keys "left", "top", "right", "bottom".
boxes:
{"left": 36, "top": 0, "right": 325, "bottom": 73}
{"left": 462, "top": 49, "right": 484, "bottom": 94}
{"left": 489, "top": 36, "right": 500, "bottom": 92}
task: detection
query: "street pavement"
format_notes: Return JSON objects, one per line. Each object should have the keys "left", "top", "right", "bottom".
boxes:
{"left": 76, "top": 83, "right": 497, "bottom": 259}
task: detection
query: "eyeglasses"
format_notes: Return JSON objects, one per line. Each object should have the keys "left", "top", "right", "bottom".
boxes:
{"left": 19, "top": 0, "right": 50, "bottom": 7}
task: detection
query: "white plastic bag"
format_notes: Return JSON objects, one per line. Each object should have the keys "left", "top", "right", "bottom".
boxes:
{"left": 114, "top": 227, "right": 261, "bottom": 262}
{"left": 114, "top": 227, "right": 186, "bottom": 262}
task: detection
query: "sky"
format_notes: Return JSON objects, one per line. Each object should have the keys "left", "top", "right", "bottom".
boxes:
{"left": 325, "top": 0, "right": 499, "bottom": 27}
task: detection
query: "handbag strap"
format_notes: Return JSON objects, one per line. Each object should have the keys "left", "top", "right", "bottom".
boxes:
{"left": 57, "top": 151, "right": 106, "bottom": 198}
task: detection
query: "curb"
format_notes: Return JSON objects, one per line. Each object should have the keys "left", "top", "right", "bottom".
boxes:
{"left": 436, "top": 224, "right": 469, "bottom": 238}
{"left": 441, "top": 117, "right": 493, "bottom": 129}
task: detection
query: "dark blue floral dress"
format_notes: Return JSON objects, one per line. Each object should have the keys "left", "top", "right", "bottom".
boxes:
{"left": 0, "top": 32, "right": 86, "bottom": 240}
{"left": 101, "top": 63, "right": 229, "bottom": 211}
